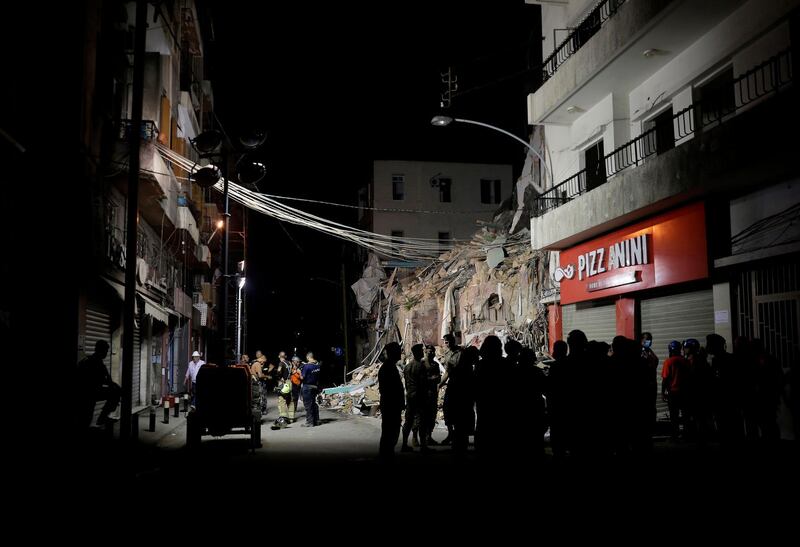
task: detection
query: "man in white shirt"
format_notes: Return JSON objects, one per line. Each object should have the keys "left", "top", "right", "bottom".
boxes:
{"left": 184, "top": 351, "right": 206, "bottom": 405}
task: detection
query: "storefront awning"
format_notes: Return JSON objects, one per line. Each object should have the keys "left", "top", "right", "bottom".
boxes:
{"left": 138, "top": 293, "right": 169, "bottom": 324}
{"left": 101, "top": 277, "right": 169, "bottom": 324}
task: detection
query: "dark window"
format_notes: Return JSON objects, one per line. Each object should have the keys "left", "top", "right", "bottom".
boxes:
{"left": 643, "top": 107, "right": 675, "bottom": 156}
{"left": 392, "top": 175, "right": 405, "bottom": 200}
{"left": 480, "top": 179, "right": 502, "bottom": 204}
{"left": 697, "top": 66, "right": 735, "bottom": 126}
{"left": 584, "top": 140, "right": 606, "bottom": 191}
{"left": 481, "top": 179, "right": 491, "bottom": 204}
{"left": 439, "top": 178, "right": 451, "bottom": 202}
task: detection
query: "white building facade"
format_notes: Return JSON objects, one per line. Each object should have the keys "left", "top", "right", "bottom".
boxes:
{"left": 527, "top": 0, "right": 799, "bottom": 438}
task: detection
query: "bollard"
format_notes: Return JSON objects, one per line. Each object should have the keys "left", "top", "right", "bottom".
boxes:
{"left": 131, "top": 413, "right": 139, "bottom": 440}
{"left": 149, "top": 407, "right": 157, "bottom": 432}
{"left": 183, "top": 394, "right": 189, "bottom": 413}
{"left": 163, "top": 399, "right": 170, "bottom": 424}
{"left": 173, "top": 398, "right": 180, "bottom": 418}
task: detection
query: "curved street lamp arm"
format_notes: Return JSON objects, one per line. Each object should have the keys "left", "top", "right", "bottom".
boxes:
{"left": 453, "top": 118, "right": 553, "bottom": 184}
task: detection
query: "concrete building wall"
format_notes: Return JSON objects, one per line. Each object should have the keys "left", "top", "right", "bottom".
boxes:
{"left": 372, "top": 160, "right": 513, "bottom": 242}
{"left": 629, "top": 1, "right": 795, "bottom": 124}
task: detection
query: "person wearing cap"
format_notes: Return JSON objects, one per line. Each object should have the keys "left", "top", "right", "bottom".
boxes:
{"left": 184, "top": 350, "right": 205, "bottom": 406}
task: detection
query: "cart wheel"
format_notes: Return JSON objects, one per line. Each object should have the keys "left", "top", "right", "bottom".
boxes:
{"left": 186, "top": 413, "right": 202, "bottom": 449}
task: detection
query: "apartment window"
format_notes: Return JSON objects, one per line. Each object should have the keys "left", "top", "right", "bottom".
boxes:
{"left": 481, "top": 179, "right": 502, "bottom": 204}
{"left": 643, "top": 106, "right": 675, "bottom": 156}
{"left": 438, "top": 178, "right": 452, "bottom": 202}
{"left": 697, "top": 66, "right": 735, "bottom": 126}
{"left": 584, "top": 140, "right": 606, "bottom": 192}
{"left": 392, "top": 174, "right": 405, "bottom": 200}
{"left": 438, "top": 231, "right": 450, "bottom": 250}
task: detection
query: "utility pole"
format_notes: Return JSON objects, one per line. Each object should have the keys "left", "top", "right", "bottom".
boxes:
{"left": 121, "top": 0, "right": 147, "bottom": 441}
{"left": 340, "top": 260, "right": 350, "bottom": 385}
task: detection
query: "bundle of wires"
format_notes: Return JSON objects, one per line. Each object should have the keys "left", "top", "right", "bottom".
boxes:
{"left": 156, "top": 143, "right": 512, "bottom": 261}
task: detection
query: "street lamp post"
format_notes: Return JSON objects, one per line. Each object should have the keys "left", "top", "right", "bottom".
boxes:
{"left": 430, "top": 115, "right": 553, "bottom": 184}
{"left": 236, "top": 275, "right": 246, "bottom": 359}
{"left": 190, "top": 128, "right": 266, "bottom": 366}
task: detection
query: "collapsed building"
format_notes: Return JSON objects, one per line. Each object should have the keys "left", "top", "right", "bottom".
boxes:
{"left": 321, "top": 203, "right": 555, "bottom": 417}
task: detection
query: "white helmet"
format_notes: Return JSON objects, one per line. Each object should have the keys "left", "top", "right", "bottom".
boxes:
{"left": 192, "top": 351, "right": 201, "bottom": 357}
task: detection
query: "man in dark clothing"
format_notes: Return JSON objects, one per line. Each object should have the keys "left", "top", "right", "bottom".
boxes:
{"left": 422, "top": 344, "right": 442, "bottom": 445}
{"left": 378, "top": 342, "right": 405, "bottom": 460}
{"left": 300, "top": 352, "right": 322, "bottom": 427}
{"left": 76, "top": 340, "right": 121, "bottom": 428}
{"left": 401, "top": 344, "right": 429, "bottom": 452}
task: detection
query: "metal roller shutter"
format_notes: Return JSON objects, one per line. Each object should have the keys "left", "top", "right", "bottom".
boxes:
{"left": 561, "top": 302, "right": 616, "bottom": 345}
{"left": 132, "top": 320, "right": 141, "bottom": 407}
{"left": 641, "top": 289, "right": 714, "bottom": 419}
{"left": 85, "top": 306, "right": 112, "bottom": 366}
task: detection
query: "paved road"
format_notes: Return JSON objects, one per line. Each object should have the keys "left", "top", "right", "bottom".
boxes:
{"left": 57, "top": 392, "right": 798, "bottom": 515}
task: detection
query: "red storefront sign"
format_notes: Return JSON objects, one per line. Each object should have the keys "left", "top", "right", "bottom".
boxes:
{"left": 558, "top": 202, "right": 708, "bottom": 304}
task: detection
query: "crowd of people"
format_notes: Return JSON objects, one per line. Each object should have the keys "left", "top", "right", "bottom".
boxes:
{"left": 236, "top": 350, "right": 322, "bottom": 429}
{"left": 378, "top": 330, "right": 790, "bottom": 461}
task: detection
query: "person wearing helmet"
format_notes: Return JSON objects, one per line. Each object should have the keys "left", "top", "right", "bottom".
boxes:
{"left": 184, "top": 350, "right": 205, "bottom": 406}
{"left": 662, "top": 341, "right": 688, "bottom": 439}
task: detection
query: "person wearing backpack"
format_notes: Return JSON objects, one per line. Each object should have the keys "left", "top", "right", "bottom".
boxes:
{"left": 272, "top": 358, "right": 294, "bottom": 429}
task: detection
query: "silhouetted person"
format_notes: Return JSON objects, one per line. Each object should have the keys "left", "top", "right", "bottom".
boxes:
{"left": 547, "top": 340, "right": 569, "bottom": 459}
{"left": 401, "top": 343, "right": 429, "bottom": 452}
{"left": 474, "top": 335, "right": 504, "bottom": 459}
{"left": 422, "top": 344, "right": 441, "bottom": 445}
{"left": 565, "top": 329, "right": 589, "bottom": 457}
{"left": 516, "top": 347, "right": 547, "bottom": 460}
{"left": 750, "top": 338, "right": 784, "bottom": 443}
{"left": 76, "top": 340, "right": 120, "bottom": 428}
{"left": 708, "top": 333, "right": 744, "bottom": 445}
{"left": 378, "top": 342, "right": 404, "bottom": 460}
{"left": 640, "top": 332, "right": 659, "bottom": 431}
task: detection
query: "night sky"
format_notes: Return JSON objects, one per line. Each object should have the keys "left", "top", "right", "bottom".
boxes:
{"left": 205, "top": 1, "right": 542, "bottom": 371}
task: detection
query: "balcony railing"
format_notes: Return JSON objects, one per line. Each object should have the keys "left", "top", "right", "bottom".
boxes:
{"left": 118, "top": 119, "right": 159, "bottom": 142}
{"left": 533, "top": 49, "right": 793, "bottom": 216}
{"left": 542, "top": 0, "right": 626, "bottom": 83}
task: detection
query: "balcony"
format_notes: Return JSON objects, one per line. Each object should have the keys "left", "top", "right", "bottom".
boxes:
{"left": 528, "top": 0, "right": 752, "bottom": 125}
{"left": 540, "top": 0, "right": 627, "bottom": 84}
{"left": 530, "top": 49, "right": 795, "bottom": 249}
{"left": 114, "top": 120, "right": 180, "bottom": 233}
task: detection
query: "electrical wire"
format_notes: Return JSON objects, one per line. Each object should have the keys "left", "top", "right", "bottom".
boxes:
{"left": 155, "top": 144, "right": 458, "bottom": 260}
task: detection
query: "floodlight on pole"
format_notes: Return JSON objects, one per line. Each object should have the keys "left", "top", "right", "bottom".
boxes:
{"left": 430, "top": 115, "right": 553, "bottom": 184}
{"left": 190, "top": 126, "right": 266, "bottom": 366}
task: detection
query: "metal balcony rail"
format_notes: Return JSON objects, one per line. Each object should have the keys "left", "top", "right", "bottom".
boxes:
{"left": 118, "top": 119, "right": 160, "bottom": 141}
{"left": 542, "top": 0, "right": 626, "bottom": 83}
{"left": 534, "top": 49, "right": 792, "bottom": 217}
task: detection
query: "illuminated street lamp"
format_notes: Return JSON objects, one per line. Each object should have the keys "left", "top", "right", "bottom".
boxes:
{"left": 431, "top": 115, "right": 553, "bottom": 184}
{"left": 236, "top": 275, "right": 246, "bottom": 359}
